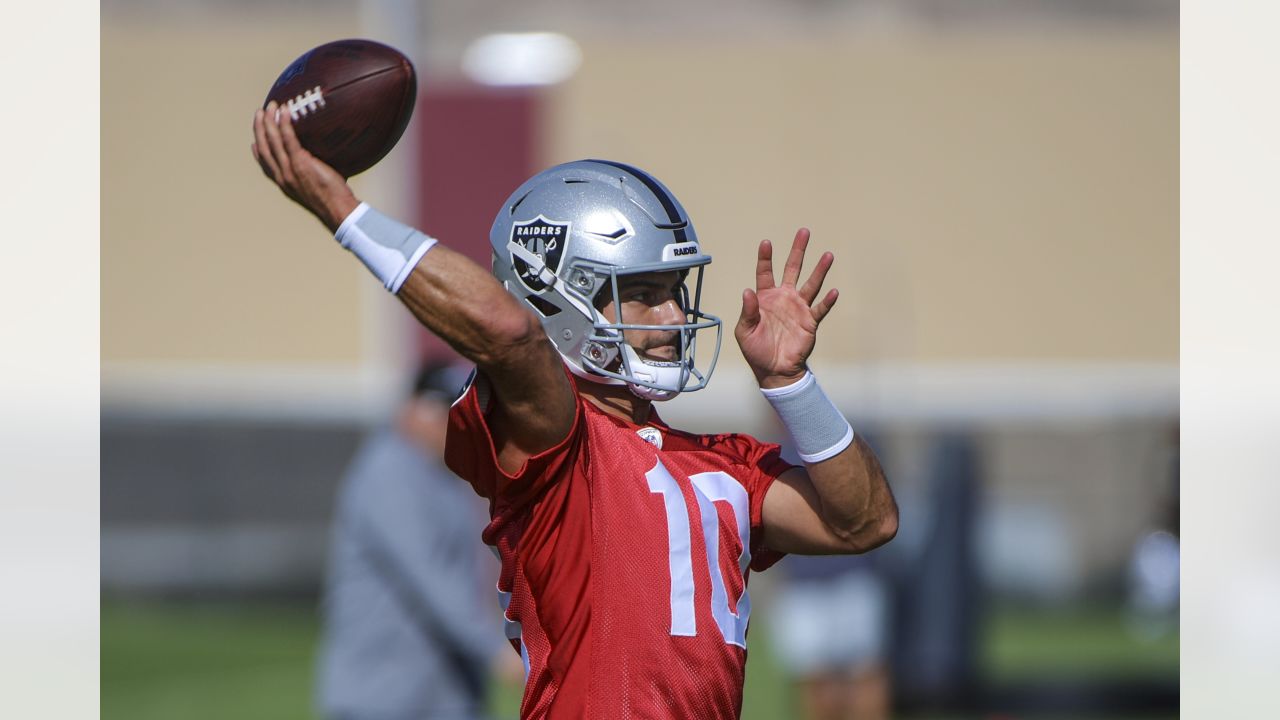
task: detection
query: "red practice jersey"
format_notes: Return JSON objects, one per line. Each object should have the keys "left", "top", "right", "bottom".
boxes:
{"left": 446, "top": 374, "right": 795, "bottom": 719}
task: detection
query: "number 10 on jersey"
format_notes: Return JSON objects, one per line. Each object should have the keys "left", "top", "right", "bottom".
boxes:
{"left": 646, "top": 458, "right": 753, "bottom": 648}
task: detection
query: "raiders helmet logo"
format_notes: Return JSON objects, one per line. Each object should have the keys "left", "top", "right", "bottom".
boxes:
{"left": 511, "top": 215, "right": 570, "bottom": 293}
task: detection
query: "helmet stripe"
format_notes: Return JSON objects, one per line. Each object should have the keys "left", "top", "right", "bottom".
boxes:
{"left": 588, "top": 159, "right": 689, "bottom": 243}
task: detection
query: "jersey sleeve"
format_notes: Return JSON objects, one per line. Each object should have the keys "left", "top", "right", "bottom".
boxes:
{"left": 444, "top": 369, "right": 586, "bottom": 510}
{"left": 708, "top": 432, "right": 798, "bottom": 572}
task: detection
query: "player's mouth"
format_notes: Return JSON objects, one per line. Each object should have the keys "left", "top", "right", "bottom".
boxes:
{"left": 639, "top": 340, "right": 680, "bottom": 363}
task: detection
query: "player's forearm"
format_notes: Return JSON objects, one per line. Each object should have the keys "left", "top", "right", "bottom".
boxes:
{"left": 760, "top": 368, "right": 897, "bottom": 551}
{"left": 803, "top": 437, "right": 898, "bottom": 552}
{"left": 396, "top": 245, "right": 547, "bottom": 370}
{"left": 328, "top": 202, "right": 544, "bottom": 370}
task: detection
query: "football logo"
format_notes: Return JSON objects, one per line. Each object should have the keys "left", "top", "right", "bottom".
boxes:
{"left": 511, "top": 215, "right": 570, "bottom": 293}
{"left": 272, "top": 50, "right": 313, "bottom": 90}
{"left": 636, "top": 426, "right": 664, "bottom": 449}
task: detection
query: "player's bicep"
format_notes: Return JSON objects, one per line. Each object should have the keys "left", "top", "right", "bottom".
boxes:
{"left": 761, "top": 467, "right": 857, "bottom": 555}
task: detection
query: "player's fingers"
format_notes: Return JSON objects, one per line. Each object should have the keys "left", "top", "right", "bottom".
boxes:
{"left": 798, "top": 251, "right": 834, "bottom": 305}
{"left": 252, "top": 109, "right": 282, "bottom": 180}
{"left": 260, "top": 102, "right": 284, "bottom": 152}
{"left": 811, "top": 288, "right": 839, "bottom": 324}
{"left": 754, "top": 240, "right": 775, "bottom": 290}
{"left": 780, "top": 228, "right": 810, "bottom": 287}
{"left": 262, "top": 101, "right": 296, "bottom": 182}
{"left": 738, "top": 288, "right": 761, "bottom": 329}
{"left": 251, "top": 142, "right": 269, "bottom": 175}
{"left": 277, "top": 104, "right": 307, "bottom": 159}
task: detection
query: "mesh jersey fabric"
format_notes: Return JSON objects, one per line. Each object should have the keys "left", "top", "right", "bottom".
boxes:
{"left": 445, "top": 373, "right": 795, "bottom": 719}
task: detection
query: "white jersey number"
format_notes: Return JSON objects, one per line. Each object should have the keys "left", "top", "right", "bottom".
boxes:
{"left": 645, "top": 458, "right": 753, "bottom": 648}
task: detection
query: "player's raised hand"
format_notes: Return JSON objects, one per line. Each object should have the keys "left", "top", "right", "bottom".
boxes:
{"left": 251, "top": 102, "right": 358, "bottom": 232}
{"left": 734, "top": 228, "right": 839, "bottom": 389}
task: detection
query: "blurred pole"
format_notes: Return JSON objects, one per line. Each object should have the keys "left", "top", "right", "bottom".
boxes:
{"left": 357, "top": 0, "right": 426, "bottom": 378}
{"left": 358, "top": 0, "right": 426, "bottom": 207}
{"left": 892, "top": 432, "right": 980, "bottom": 713}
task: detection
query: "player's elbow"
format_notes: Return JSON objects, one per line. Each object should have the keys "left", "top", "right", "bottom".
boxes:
{"left": 489, "top": 303, "right": 543, "bottom": 347}
{"left": 834, "top": 503, "right": 898, "bottom": 554}
{"left": 476, "top": 304, "right": 548, "bottom": 368}
{"left": 871, "top": 508, "right": 899, "bottom": 548}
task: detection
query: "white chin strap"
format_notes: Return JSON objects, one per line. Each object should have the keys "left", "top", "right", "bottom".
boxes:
{"left": 619, "top": 344, "right": 685, "bottom": 401}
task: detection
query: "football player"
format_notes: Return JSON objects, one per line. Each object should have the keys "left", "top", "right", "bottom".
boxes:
{"left": 253, "top": 102, "right": 898, "bottom": 719}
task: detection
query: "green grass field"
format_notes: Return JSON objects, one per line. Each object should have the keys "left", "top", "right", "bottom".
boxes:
{"left": 983, "top": 604, "right": 1178, "bottom": 682}
{"left": 102, "top": 602, "right": 321, "bottom": 720}
{"left": 101, "top": 600, "right": 1176, "bottom": 720}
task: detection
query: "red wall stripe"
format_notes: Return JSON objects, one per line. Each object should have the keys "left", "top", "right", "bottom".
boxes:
{"left": 412, "top": 84, "right": 542, "bottom": 362}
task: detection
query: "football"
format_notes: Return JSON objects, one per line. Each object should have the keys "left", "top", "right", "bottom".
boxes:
{"left": 263, "top": 39, "right": 417, "bottom": 178}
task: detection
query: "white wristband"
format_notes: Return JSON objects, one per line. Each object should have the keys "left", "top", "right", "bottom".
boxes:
{"left": 761, "top": 371, "right": 855, "bottom": 463}
{"left": 334, "top": 202, "right": 437, "bottom": 293}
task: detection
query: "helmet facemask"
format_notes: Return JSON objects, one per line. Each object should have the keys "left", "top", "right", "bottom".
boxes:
{"left": 581, "top": 263, "right": 722, "bottom": 401}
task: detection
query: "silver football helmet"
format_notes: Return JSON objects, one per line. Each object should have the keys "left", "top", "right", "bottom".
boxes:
{"left": 490, "top": 159, "right": 722, "bottom": 401}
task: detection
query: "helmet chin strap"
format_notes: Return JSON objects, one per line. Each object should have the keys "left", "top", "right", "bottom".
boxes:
{"left": 562, "top": 354, "right": 625, "bottom": 386}
{"left": 571, "top": 337, "right": 684, "bottom": 401}
{"left": 619, "top": 344, "right": 683, "bottom": 401}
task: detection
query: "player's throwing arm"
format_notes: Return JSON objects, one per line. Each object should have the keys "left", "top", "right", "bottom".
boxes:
{"left": 250, "top": 104, "right": 574, "bottom": 470}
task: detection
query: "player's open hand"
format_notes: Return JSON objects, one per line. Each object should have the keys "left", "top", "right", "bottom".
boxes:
{"left": 251, "top": 102, "right": 359, "bottom": 232}
{"left": 734, "top": 229, "right": 839, "bottom": 389}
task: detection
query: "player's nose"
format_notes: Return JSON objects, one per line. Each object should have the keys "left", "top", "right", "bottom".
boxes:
{"left": 653, "top": 297, "right": 685, "bottom": 326}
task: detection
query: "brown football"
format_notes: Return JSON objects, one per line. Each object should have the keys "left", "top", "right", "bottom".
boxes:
{"left": 263, "top": 39, "right": 417, "bottom": 178}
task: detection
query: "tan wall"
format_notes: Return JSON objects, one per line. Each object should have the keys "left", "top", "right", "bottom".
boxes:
{"left": 548, "top": 32, "right": 1178, "bottom": 368}
{"left": 102, "top": 15, "right": 1176, "bottom": 413}
{"left": 102, "top": 11, "right": 370, "bottom": 366}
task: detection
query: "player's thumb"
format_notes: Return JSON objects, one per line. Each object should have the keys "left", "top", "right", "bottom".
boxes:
{"left": 737, "top": 289, "right": 760, "bottom": 330}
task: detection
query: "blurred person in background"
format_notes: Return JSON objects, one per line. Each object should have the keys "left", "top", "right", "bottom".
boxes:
{"left": 317, "top": 361, "right": 504, "bottom": 720}
{"left": 1127, "top": 423, "right": 1179, "bottom": 641}
{"left": 771, "top": 554, "right": 891, "bottom": 720}
{"left": 769, "top": 431, "right": 893, "bottom": 720}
